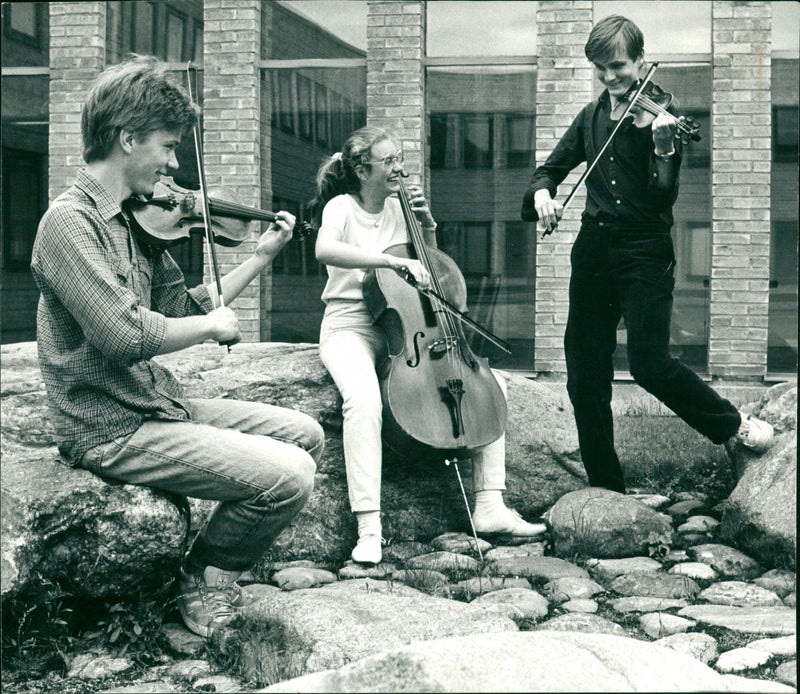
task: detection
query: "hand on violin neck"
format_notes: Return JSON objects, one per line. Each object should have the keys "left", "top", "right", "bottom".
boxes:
{"left": 405, "top": 184, "right": 436, "bottom": 229}
{"left": 652, "top": 112, "right": 679, "bottom": 155}
{"left": 254, "top": 211, "right": 295, "bottom": 261}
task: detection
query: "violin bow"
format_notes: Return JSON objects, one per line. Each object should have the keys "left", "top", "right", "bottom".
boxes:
{"left": 540, "top": 61, "right": 660, "bottom": 238}
{"left": 400, "top": 272, "right": 512, "bottom": 354}
{"left": 186, "top": 62, "right": 231, "bottom": 352}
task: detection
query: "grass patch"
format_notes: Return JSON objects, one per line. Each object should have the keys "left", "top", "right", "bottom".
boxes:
{"left": 213, "top": 613, "right": 309, "bottom": 688}
{"left": 717, "top": 504, "right": 796, "bottom": 571}
{"left": 616, "top": 414, "right": 736, "bottom": 503}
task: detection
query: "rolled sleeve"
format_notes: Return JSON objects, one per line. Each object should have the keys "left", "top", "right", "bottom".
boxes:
{"left": 151, "top": 250, "right": 214, "bottom": 317}
{"left": 34, "top": 205, "right": 166, "bottom": 364}
{"left": 138, "top": 307, "right": 168, "bottom": 359}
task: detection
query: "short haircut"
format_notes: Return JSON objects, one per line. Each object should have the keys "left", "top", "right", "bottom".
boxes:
{"left": 81, "top": 55, "right": 199, "bottom": 163}
{"left": 584, "top": 15, "right": 644, "bottom": 65}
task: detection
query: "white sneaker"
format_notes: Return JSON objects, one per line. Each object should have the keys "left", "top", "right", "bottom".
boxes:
{"left": 734, "top": 414, "right": 774, "bottom": 453}
{"left": 472, "top": 507, "right": 547, "bottom": 538}
{"left": 351, "top": 534, "right": 383, "bottom": 564}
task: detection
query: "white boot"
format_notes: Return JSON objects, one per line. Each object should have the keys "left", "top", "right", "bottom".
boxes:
{"left": 352, "top": 511, "right": 383, "bottom": 564}
{"left": 472, "top": 490, "right": 547, "bottom": 538}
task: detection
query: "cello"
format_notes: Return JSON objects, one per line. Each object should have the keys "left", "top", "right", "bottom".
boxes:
{"left": 363, "top": 176, "right": 509, "bottom": 462}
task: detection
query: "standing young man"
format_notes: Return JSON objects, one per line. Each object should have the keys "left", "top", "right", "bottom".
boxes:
{"left": 31, "top": 56, "right": 325, "bottom": 638}
{"left": 522, "top": 16, "right": 773, "bottom": 493}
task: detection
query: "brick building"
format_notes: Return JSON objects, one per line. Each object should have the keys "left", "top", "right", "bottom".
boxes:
{"left": 2, "top": 0, "right": 797, "bottom": 381}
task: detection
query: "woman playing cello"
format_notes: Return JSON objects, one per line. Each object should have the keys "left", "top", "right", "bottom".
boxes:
{"left": 313, "top": 126, "right": 545, "bottom": 565}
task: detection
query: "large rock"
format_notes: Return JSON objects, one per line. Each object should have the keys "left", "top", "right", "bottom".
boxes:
{"left": 722, "top": 382, "right": 796, "bottom": 568}
{"left": 220, "top": 578, "right": 517, "bottom": 681}
{"left": 1, "top": 342, "right": 584, "bottom": 600}
{"left": 545, "top": 487, "right": 674, "bottom": 558}
{"left": 258, "top": 631, "right": 751, "bottom": 692}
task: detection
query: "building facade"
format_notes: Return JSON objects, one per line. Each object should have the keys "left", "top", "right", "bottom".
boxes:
{"left": 2, "top": 0, "right": 797, "bottom": 381}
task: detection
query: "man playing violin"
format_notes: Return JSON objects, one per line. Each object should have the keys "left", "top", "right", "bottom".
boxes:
{"left": 523, "top": 15, "right": 773, "bottom": 494}
{"left": 30, "top": 55, "right": 324, "bottom": 638}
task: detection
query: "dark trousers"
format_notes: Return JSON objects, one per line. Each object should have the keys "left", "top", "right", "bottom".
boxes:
{"left": 564, "top": 222, "right": 741, "bottom": 493}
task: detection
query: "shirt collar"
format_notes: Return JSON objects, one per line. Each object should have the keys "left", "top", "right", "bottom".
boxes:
{"left": 74, "top": 168, "right": 123, "bottom": 222}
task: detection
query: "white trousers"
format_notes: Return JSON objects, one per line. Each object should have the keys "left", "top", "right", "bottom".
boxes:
{"left": 319, "top": 300, "right": 506, "bottom": 512}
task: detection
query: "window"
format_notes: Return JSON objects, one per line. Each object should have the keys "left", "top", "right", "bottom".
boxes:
{"left": 463, "top": 115, "right": 493, "bottom": 169}
{"left": 429, "top": 114, "right": 448, "bottom": 169}
{"left": 505, "top": 114, "right": 534, "bottom": 169}
{"left": 771, "top": 221, "right": 799, "bottom": 286}
{"left": 436, "top": 222, "right": 491, "bottom": 276}
{"left": 2, "top": 149, "right": 45, "bottom": 271}
{"left": 7, "top": 2, "right": 39, "bottom": 42}
{"left": 773, "top": 107, "right": 799, "bottom": 163}
{"left": 278, "top": 71, "right": 295, "bottom": 134}
{"left": 505, "top": 222, "right": 531, "bottom": 278}
{"left": 273, "top": 198, "right": 319, "bottom": 276}
{"left": 133, "top": 2, "right": 154, "bottom": 55}
{"left": 682, "top": 111, "right": 710, "bottom": 169}
{"left": 297, "top": 74, "right": 314, "bottom": 141}
{"left": 165, "top": 11, "right": 187, "bottom": 62}
{"left": 682, "top": 222, "right": 712, "bottom": 280}
{"left": 330, "top": 92, "right": 344, "bottom": 149}
{"left": 430, "top": 113, "right": 494, "bottom": 169}
{"left": 314, "top": 83, "right": 329, "bottom": 147}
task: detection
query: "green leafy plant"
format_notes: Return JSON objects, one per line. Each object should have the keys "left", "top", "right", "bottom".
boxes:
{"left": 82, "top": 583, "right": 173, "bottom": 658}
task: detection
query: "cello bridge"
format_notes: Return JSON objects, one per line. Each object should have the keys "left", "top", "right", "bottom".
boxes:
{"left": 428, "top": 336, "right": 459, "bottom": 358}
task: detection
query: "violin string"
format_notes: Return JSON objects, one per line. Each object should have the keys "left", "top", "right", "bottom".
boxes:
{"left": 633, "top": 94, "right": 695, "bottom": 136}
{"left": 398, "top": 179, "right": 460, "bottom": 372}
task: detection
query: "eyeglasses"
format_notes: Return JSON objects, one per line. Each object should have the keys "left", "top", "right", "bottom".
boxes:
{"left": 364, "top": 152, "right": 404, "bottom": 170}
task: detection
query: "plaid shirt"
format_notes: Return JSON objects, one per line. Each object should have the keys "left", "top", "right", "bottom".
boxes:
{"left": 31, "top": 169, "right": 214, "bottom": 465}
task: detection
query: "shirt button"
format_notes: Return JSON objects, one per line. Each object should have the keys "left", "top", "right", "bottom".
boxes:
{"left": 610, "top": 156, "right": 614, "bottom": 161}
{"left": 616, "top": 200, "right": 621, "bottom": 205}
{"left": 653, "top": 172, "right": 658, "bottom": 178}
{"left": 611, "top": 180, "right": 616, "bottom": 185}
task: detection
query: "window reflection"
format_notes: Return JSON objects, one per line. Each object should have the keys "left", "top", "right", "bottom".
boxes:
{"left": 428, "top": 65, "right": 537, "bottom": 369}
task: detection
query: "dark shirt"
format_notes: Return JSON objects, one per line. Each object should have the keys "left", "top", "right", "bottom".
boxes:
{"left": 525, "top": 90, "right": 681, "bottom": 229}
{"left": 30, "top": 169, "right": 214, "bottom": 465}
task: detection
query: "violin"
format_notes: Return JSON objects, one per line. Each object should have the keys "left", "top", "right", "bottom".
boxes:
{"left": 125, "top": 176, "right": 312, "bottom": 249}
{"left": 521, "top": 62, "right": 701, "bottom": 237}
{"left": 611, "top": 80, "right": 701, "bottom": 144}
{"left": 363, "top": 176, "right": 509, "bottom": 460}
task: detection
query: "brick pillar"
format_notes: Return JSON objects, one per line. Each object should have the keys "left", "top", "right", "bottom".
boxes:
{"left": 533, "top": 2, "right": 593, "bottom": 374}
{"left": 709, "top": 1, "right": 771, "bottom": 379}
{"left": 48, "top": 2, "right": 105, "bottom": 202}
{"left": 367, "top": 2, "right": 425, "bottom": 187}
{"left": 203, "top": 0, "right": 264, "bottom": 342}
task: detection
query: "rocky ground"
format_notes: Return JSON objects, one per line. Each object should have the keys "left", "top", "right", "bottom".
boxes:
{"left": 3, "top": 487, "right": 795, "bottom": 693}
{"left": 2, "top": 342, "right": 795, "bottom": 692}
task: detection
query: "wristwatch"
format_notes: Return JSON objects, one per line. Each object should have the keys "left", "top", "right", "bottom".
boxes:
{"left": 655, "top": 149, "right": 675, "bottom": 161}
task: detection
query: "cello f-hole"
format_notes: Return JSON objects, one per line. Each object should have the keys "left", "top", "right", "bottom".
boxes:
{"left": 407, "top": 331, "right": 425, "bottom": 367}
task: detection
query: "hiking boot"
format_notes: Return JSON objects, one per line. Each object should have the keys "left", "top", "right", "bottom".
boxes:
{"left": 351, "top": 534, "right": 383, "bottom": 564}
{"left": 734, "top": 414, "right": 774, "bottom": 454}
{"left": 472, "top": 506, "right": 547, "bottom": 538}
{"left": 177, "top": 566, "right": 243, "bottom": 638}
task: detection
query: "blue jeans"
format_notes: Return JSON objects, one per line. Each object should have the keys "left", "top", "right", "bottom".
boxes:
{"left": 79, "top": 398, "right": 325, "bottom": 572}
{"left": 565, "top": 221, "right": 740, "bottom": 493}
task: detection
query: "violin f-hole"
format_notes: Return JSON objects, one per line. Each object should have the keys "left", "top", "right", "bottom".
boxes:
{"left": 406, "top": 331, "right": 425, "bottom": 367}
